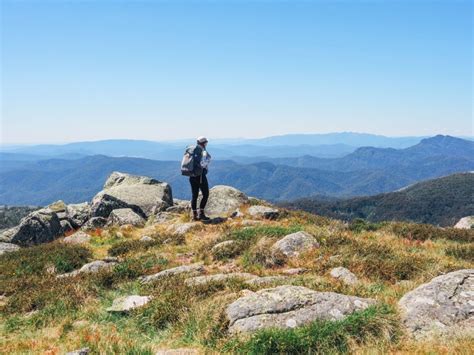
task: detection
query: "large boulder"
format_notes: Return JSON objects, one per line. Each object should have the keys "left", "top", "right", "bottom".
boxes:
{"left": 8, "top": 208, "right": 62, "bottom": 246}
{"left": 398, "top": 269, "right": 474, "bottom": 338}
{"left": 107, "top": 208, "right": 146, "bottom": 227}
{"left": 454, "top": 216, "right": 474, "bottom": 229}
{"left": 199, "top": 185, "right": 249, "bottom": 217}
{"left": 50, "top": 200, "right": 91, "bottom": 229}
{"left": 226, "top": 285, "right": 376, "bottom": 334}
{"left": 80, "top": 217, "right": 108, "bottom": 231}
{"left": 272, "top": 231, "right": 319, "bottom": 258}
{"left": 91, "top": 172, "right": 173, "bottom": 218}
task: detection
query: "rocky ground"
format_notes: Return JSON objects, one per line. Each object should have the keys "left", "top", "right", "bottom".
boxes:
{"left": 0, "top": 172, "right": 473, "bottom": 354}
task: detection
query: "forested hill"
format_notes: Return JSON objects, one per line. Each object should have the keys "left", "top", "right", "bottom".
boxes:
{"left": 281, "top": 173, "right": 474, "bottom": 227}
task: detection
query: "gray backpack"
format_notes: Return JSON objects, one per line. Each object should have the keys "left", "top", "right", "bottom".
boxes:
{"left": 181, "top": 145, "right": 203, "bottom": 177}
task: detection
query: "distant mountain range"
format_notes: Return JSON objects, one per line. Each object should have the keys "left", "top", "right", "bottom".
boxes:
{"left": 281, "top": 173, "right": 474, "bottom": 227}
{"left": 0, "top": 135, "right": 472, "bottom": 206}
{"left": 0, "top": 132, "right": 440, "bottom": 161}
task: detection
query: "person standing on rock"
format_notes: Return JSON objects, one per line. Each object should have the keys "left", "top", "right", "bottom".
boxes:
{"left": 181, "top": 136, "right": 211, "bottom": 221}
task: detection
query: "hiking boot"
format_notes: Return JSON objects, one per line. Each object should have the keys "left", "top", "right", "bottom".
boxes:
{"left": 192, "top": 210, "right": 200, "bottom": 221}
{"left": 198, "top": 209, "right": 210, "bottom": 221}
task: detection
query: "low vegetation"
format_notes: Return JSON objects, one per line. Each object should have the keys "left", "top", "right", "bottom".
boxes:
{"left": 1, "top": 208, "right": 473, "bottom": 354}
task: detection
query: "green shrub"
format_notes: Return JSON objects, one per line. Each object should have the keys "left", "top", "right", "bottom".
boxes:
{"left": 0, "top": 242, "right": 91, "bottom": 278}
{"left": 349, "top": 218, "right": 385, "bottom": 233}
{"left": 224, "top": 305, "right": 400, "bottom": 354}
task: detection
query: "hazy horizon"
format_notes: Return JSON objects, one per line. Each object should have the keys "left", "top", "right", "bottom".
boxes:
{"left": 1, "top": 0, "right": 472, "bottom": 144}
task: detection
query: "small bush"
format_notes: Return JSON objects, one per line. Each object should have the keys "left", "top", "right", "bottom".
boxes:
{"left": 445, "top": 244, "right": 474, "bottom": 261}
{"left": 224, "top": 304, "right": 400, "bottom": 354}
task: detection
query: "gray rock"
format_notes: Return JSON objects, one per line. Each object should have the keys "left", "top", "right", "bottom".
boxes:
{"left": 272, "top": 231, "right": 319, "bottom": 258}
{"left": 282, "top": 268, "right": 308, "bottom": 275}
{"left": 107, "top": 295, "right": 151, "bottom": 312}
{"left": 139, "top": 263, "right": 205, "bottom": 284}
{"left": 0, "top": 242, "right": 20, "bottom": 255}
{"left": 185, "top": 272, "right": 258, "bottom": 286}
{"left": 66, "top": 202, "right": 91, "bottom": 227}
{"left": 0, "top": 227, "right": 19, "bottom": 243}
{"left": 60, "top": 219, "right": 75, "bottom": 235}
{"left": 226, "top": 285, "right": 376, "bottom": 334}
{"left": 166, "top": 199, "right": 190, "bottom": 213}
{"left": 454, "top": 216, "right": 474, "bottom": 229}
{"left": 153, "top": 212, "right": 177, "bottom": 224}
{"left": 140, "top": 235, "right": 154, "bottom": 242}
{"left": 167, "top": 222, "right": 198, "bottom": 236}
{"left": 198, "top": 185, "right": 249, "bottom": 217}
{"left": 9, "top": 208, "right": 62, "bottom": 246}
{"left": 244, "top": 276, "right": 289, "bottom": 286}
{"left": 330, "top": 267, "right": 358, "bottom": 285}
{"left": 107, "top": 208, "right": 146, "bottom": 227}
{"left": 57, "top": 260, "right": 117, "bottom": 278}
{"left": 66, "top": 348, "right": 90, "bottom": 355}
{"left": 91, "top": 172, "right": 173, "bottom": 218}
{"left": 247, "top": 205, "right": 280, "bottom": 220}
{"left": 80, "top": 217, "right": 107, "bottom": 231}
{"left": 63, "top": 231, "right": 91, "bottom": 244}
{"left": 398, "top": 269, "right": 474, "bottom": 338}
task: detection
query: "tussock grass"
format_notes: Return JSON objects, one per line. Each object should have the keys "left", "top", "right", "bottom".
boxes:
{"left": 388, "top": 222, "right": 474, "bottom": 243}
{"left": 223, "top": 304, "right": 401, "bottom": 354}
{"left": 2, "top": 208, "right": 472, "bottom": 353}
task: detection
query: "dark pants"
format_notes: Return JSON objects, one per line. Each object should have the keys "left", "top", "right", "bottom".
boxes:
{"left": 190, "top": 174, "right": 209, "bottom": 211}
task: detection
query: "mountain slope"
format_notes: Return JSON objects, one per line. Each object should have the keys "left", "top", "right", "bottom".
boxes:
{"left": 281, "top": 173, "right": 474, "bottom": 226}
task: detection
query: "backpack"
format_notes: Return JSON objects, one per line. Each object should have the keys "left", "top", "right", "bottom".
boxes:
{"left": 181, "top": 145, "right": 203, "bottom": 177}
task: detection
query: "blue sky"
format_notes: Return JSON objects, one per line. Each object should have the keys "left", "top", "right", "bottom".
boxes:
{"left": 1, "top": 0, "right": 472, "bottom": 144}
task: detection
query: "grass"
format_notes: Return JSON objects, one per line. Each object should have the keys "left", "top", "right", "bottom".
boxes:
{"left": 223, "top": 304, "right": 401, "bottom": 354}
{"left": 1, "top": 208, "right": 472, "bottom": 354}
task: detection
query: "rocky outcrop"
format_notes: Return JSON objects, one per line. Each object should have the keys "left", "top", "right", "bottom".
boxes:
{"left": 139, "top": 263, "right": 205, "bottom": 284}
{"left": 106, "top": 295, "right": 151, "bottom": 312}
{"left": 0, "top": 242, "right": 20, "bottom": 255}
{"left": 57, "top": 259, "right": 118, "bottom": 278}
{"left": 398, "top": 269, "right": 474, "bottom": 338}
{"left": 330, "top": 267, "right": 358, "bottom": 285}
{"left": 247, "top": 206, "right": 280, "bottom": 220}
{"left": 226, "top": 285, "right": 376, "bottom": 334}
{"left": 185, "top": 273, "right": 258, "bottom": 286}
{"left": 107, "top": 208, "right": 146, "bottom": 227}
{"left": 454, "top": 216, "right": 474, "bottom": 229}
{"left": 199, "top": 185, "right": 249, "bottom": 217}
{"left": 63, "top": 231, "right": 91, "bottom": 244}
{"left": 91, "top": 172, "right": 173, "bottom": 219}
{"left": 272, "top": 231, "right": 319, "bottom": 258}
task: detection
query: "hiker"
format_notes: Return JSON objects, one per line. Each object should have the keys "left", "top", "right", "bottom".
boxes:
{"left": 180, "top": 136, "right": 212, "bottom": 221}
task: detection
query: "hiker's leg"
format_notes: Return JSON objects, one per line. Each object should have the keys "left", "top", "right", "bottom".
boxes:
{"left": 189, "top": 176, "right": 200, "bottom": 211}
{"left": 199, "top": 174, "right": 209, "bottom": 210}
